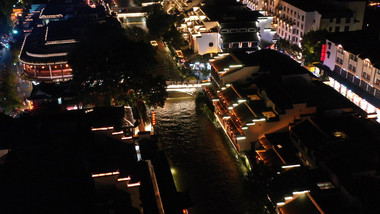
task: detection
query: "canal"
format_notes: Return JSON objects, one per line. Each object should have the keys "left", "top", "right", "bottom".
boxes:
{"left": 154, "top": 92, "right": 249, "bottom": 214}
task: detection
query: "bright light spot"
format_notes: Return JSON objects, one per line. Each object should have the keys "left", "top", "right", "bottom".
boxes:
{"left": 236, "top": 136, "right": 246, "bottom": 140}
{"left": 292, "top": 190, "right": 310, "bottom": 195}
{"left": 127, "top": 182, "right": 141, "bottom": 187}
{"left": 281, "top": 164, "right": 301, "bottom": 169}
{"left": 284, "top": 196, "right": 293, "bottom": 200}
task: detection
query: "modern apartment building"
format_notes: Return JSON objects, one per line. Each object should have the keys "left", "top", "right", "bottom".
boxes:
{"left": 321, "top": 30, "right": 380, "bottom": 120}
{"left": 243, "top": 0, "right": 365, "bottom": 47}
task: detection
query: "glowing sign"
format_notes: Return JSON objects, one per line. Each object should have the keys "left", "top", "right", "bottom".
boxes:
{"left": 320, "top": 44, "right": 327, "bottom": 61}
{"left": 152, "top": 111, "right": 156, "bottom": 125}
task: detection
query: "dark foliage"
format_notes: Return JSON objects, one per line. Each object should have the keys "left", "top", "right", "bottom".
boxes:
{"left": 68, "top": 17, "right": 167, "bottom": 108}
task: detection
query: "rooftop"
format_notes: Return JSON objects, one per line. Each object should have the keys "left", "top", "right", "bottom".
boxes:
{"left": 20, "top": 21, "right": 81, "bottom": 65}
{"left": 201, "top": 4, "right": 263, "bottom": 22}
{"left": 290, "top": 115, "right": 380, "bottom": 175}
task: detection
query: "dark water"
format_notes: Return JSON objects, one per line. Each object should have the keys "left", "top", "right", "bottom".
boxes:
{"left": 155, "top": 93, "right": 247, "bottom": 214}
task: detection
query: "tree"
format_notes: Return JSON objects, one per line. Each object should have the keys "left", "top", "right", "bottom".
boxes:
{"left": 301, "top": 29, "right": 329, "bottom": 65}
{"left": 0, "top": 68, "right": 22, "bottom": 113}
{"left": 125, "top": 26, "right": 149, "bottom": 42}
{"left": 146, "top": 5, "right": 176, "bottom": 38}
{"left": 68, "top": 17, "right": 167, "bottom": 108}
{"left": 163, "top": 26, "right": 186, "bottom": 49}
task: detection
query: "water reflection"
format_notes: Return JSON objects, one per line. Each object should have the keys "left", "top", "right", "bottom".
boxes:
{"left": 155, "top": 93, "right": 246, "bottom": 214}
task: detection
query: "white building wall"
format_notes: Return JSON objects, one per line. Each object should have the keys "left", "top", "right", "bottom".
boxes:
{"left": 324, "top": 39, "right": 337, "bottom": 71}
{"left": 258, "top": 16, "right": 275, "bottom": 43}
{"left": 195, "top": 32, "right": 221, "bottom": 55}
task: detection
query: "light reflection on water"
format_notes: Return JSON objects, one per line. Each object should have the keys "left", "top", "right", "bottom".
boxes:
{"left": 155, "top": 93, "right": 246, "bottom": 214}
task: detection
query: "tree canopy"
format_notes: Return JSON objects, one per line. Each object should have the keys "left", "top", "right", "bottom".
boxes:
{"left": 301, "top": 29, "right": 329, "bottom": 65}
{"left": 0, "top": 68, "right": 22, "bottom": 113}
{"left": 68, "top": 17, "right": 167, "bottom": 108}
{"left": 146, "top": 5, "right": 175, "bottom": 38}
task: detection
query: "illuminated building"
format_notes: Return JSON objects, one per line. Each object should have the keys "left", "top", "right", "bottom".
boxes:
{"left": 321, "top": 30, "right": 380, "bottom": 121}
{"left": 19, "top": 2, "right": 106, "bottom": 83}
{"left": 179, "top": 4, "right": 275, "bottom": 55}
{"left": 19, "top": 21, "right": 77, "bottom": 82}
{"left": 243, "top": 0, "right": 366, "bottom": 47}
{"left": 206, "top": 50, "right": 363, "bottom": 151}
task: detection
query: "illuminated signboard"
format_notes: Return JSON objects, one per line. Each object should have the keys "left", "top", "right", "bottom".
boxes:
{"left": 152, "top": 111, "right": 156, "bottom": 125}
{"left": 320, "top": 44, "right": 327, "bottom": 61}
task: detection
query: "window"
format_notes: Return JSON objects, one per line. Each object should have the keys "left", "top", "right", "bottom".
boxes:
{"left": 377, "top": 69, "right": 380, "bottom": 75}
{"left": 349, "top": 64, "right": 356, "bottom": 72}
{"left": 297, "top": 21, "right": 299, "bottom": 27}
{"left": 239, "top": 28, "right": 247, "bottom": 32}
{"left": 248, "top": 28, "right": 255, "bottom": 32}
{"left": 336, "top": 57, "right": 343, "bottom": 65}
{"left": 302, "top": 15, "right": 304, "bottom": 21}
{"left": 330, "top": 18, "right": 334, "bottom": 22}
{"left": 362, "top": 72, "right": 370, "bottom": 80}
{"left": 300, "top": 32, "right": 303, "bottom": 37}
{"left": 220, "top": 29, "right": 228, "bottom": 34}
{"left": 335, "top": 26, "right": 340, "bottom": 32}
{"left": 345, "top": 17, "right": 350, "bottom": 23}
{"left": 298, "top": 14, "right": 300, "bottom": 19}
{"left": 375, "top": 79, "right": 380, "bottom": 86}
{"left": 327, "top": 51, "right": 331, "bottom": 58}
{"left": 349, "top": 54, "right": 357, "bottom": 62}
{"left": 344, "top": 26, "right": 349, "bottom": 32}
{"left": 294, "top": 11, "right": 296, "bottom": 17}
{"left": 209, "top": 42, "right": 214, "bottom": 47}
{"left": 230, "top": 29, "right": 238, "bottom": 33}
{"left": 327, "top": 42, "right": 331, "bottom": 49}
{"left": 329, "top": 27, "right": 332, "bottom": 32}
{"left": 296, "top": 29, "right": 299, "bottom": 35}
{"left": 336, "top": 18, "right": 341, "bottom": 24}
{"left": 301, "top": 24, "right": 303, "bottom": 29}
{"left": 293, "top": 29, "right": 296, "bottom": 34}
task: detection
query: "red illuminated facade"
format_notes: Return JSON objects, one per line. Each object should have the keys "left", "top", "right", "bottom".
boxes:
{"left": 19, "top": 21, "right": 77, "bottom": 82}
